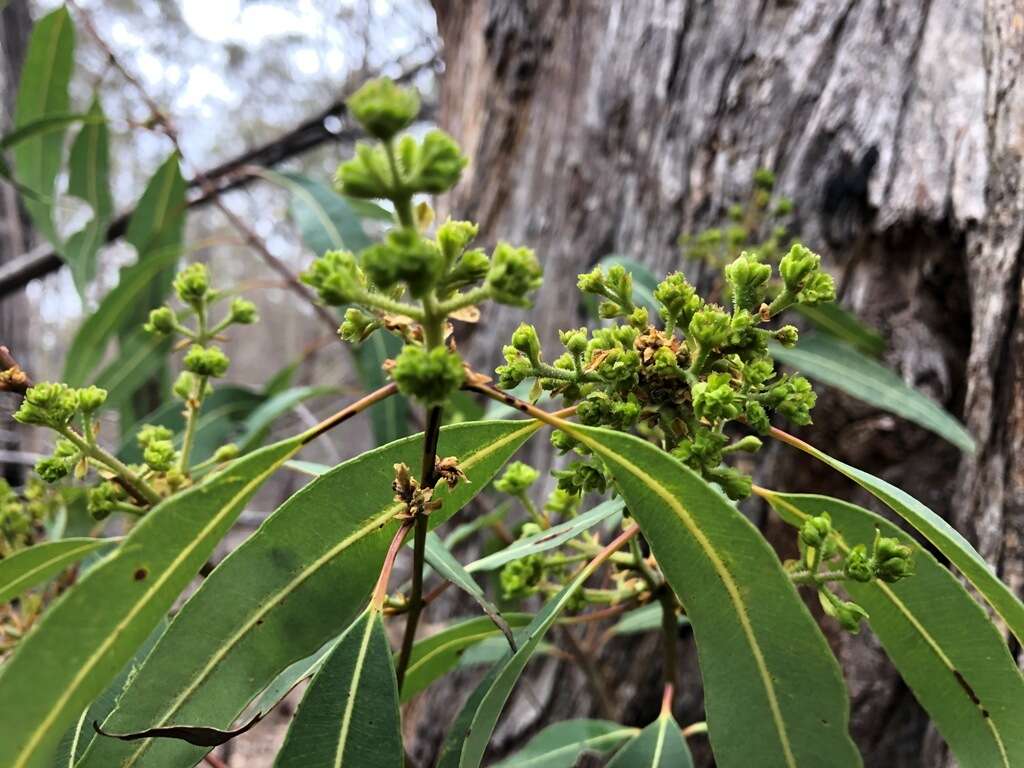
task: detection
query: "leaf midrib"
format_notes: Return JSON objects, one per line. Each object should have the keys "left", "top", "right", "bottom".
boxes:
{"left": 335, "top": 612, "right": 376, "bottom": 768}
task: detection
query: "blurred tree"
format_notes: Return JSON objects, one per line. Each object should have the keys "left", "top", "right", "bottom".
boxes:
{"left": 424, "top": 2, "right": 1023, "bottom": 767}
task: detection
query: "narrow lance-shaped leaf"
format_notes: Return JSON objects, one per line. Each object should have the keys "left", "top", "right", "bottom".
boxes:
{"left": 759, "top": 490, "right": 1024, "bottom": 767}
{"left": 607, "top": 710, "right": 694, "bottom": 768}
{"left": 423, "top": 532, "right": 516, "bottom": 651}
{"left": 465, "top": 498, "right": 623, "bottom": 573}
{"left": 12, "top": 6, "right": 74, "bottom": 244}
{"left": 274, "top": 607, "right": 401, "bottom": 767}
{"left": 78, "top": 420, "right": 540, "bottom": 768}
{"left": 554, "top": 421, "right": 861, "bottom": 768}
{"left": 64, "top": 98, "right": 113, "bottom": 294}
{"left": 400, "top": 614, "right": 533, "bottom": 704}
{"left": 0, "top": 437, "right": 301, "bottom": 768}
{"left": 490, "top": 719, "right": 638, "bottom": 768}
{"left": 770, "top": 334, "right": 974, "bottom": 453}
{"left": 437, "top": 526, "right": 638, "bottom": 768}
{"left": 792, "top": 302, "right": 885, "bottom": 357}
{"left": 772, "top": 427, "right": 1024, "bottom": 647}
{"left": 0, "top": 537, "right": 114, "bottom": 604}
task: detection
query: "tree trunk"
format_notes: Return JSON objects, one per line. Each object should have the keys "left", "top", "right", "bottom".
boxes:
{"left": 409, "top": 1, "right": 1023, "bottom": 766}
{"left": 0, "top": 0, "right": 34, "bottom": 485}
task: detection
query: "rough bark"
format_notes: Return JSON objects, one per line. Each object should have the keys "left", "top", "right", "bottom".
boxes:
{"left": 414, "top": 1, "right": 1023, "bottom": 766}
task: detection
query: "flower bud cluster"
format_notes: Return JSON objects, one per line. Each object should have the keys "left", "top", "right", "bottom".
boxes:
{"left": 496, "top": 244, "right": 831, "bottom": 500}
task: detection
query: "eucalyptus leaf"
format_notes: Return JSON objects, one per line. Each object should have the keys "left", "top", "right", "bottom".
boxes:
{"left": 465, "top": 499, "right": 623, "bottom": 573}
{"left": 773, "top": 429, "right": 1024, "bottom": 648}
{"left": 761, "top": 490, "right": 1024, "bottom": 767}
{"left": 12, "top": 6, "right": 74, "bottom": 244}
{"left": 608, "top": 602, "right": 688, "bottom": 637}
{"left": 770, "top": 334, "right": 974, "bottom": 453}
{"left": 555, "top": 421, "right": 861, "bottom": 768}
{"left": 490, "top": 719, "right": 637, "bottom": 768}
{"left": 0, "top": 437, "right": 301, "bottom": 768}
{"left": 400, "top": 614, "right": 533, "bottom": 703}
{"left": 0, "top": 538, "right": 114, "bottom": 604}
{"left": 606, "top": 712, "right": 693, "bottom": 768}
{"left": 64, "top": 98, "right": 113, "bottom": 294}
{"left": 274, "top": 608, "right": 402, "bottom": 767}
{"left": 79, "top": 420, "right": 539, "bottom": 768}
{"left": 792, "top": 302, "right": 885, "bottom": 357}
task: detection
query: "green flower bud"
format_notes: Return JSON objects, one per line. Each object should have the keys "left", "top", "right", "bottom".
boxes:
{"left": 87, "top": 481, "right": 125, "bottom": 521}
{"left": 688, "top": 306, "right": 732, "bottom": 349}
{"left": 724, "top": 435, "right": 763, "bottom": 454}
{"left": 174, "top": 263, "right": 210, "bottom": 308}
{"left": 500, "top": 555, "right": 544, "bottom": 599}
{"left": 550, "top": 429, "right": 579, "bottom": 455}
{"left": 436, "top": 219, "right": 479, "bottom": 264}
{"left": 779, "top": 244, "right": 820, "bottom": 293}
{"left": 650, "top": 346, "right": 684, "bottom": 378}
{"left": 593, "top": 348, "right": 641, "bottom": 387}
{"left": 554, "top": 461, "right": 607, "bottom": 496}
{"left": 14, "top": 382, "right": 80, "bottom": 428}
{"left": 508, "top": 324, "right": 542, "bottom": 368}
{"left": 844, "top": 544, "right": 874, "bottom": 583}
{"left": 228, "top": 297, "right": 258, "bottom": 325}
{"left": 577, "top": 267, "right": 607, "bottom": 295}
{"left": 137, "top": 423, "right": 174, "bottom": 449}
{"left": 672, "top": 428, "right": 728, "bottom": 472}
{"left": 213, "top": 444, "right": 240, "bottom": 463}
{"left": 494, "top": 461, "right": 540, "bottom": 495}
{"left": 874, "top": 536, "right": 914, "bottom": 583}
{"left": 360, "top": 228, "right": 443, "bottom": 298}
{"left": 495, "top": 346, "right": 533, "bottom": 389}
{"left": 654, "top": 272, "right": 703, "bottom": 332}
{"left": 183, "top": 344, "right": 230, "bottom": 378}
{"left": 302, "top": 250, "right": 365, "bottom": 306}
{"left": 833, "top": 598, "right": 868, "bottom": 633}
{"left": 706, "top": 465, "right": 753, "bottom": 500}
{"left": 744, "top": 357, "right": 775, "bottom": 387}
{"left": 173, "top": 371, "right": 195, "bottom": 400}
{"left": 346, "top": 77, "right": 420, "bottom": 140}
{"left": 725, "top": 254, "right": 772, "bottom": 312}
{"left": 691, "top": 372, "right": 740, "bottom": 422}
{"left": 143, "top": 439, "right": 177, "bottom": 472}
{"left": 487, "top": 242, "right": 543, "bottom": 307}
{"left": 772, "top": 375, "right": 816, "bottom": 425}
{"left": 35, "top": 455, "right": 71, "bottom": 483}
{"left": 391, "top": 345, "right": 465, "bottom": 406}
{"left": 800, "top": 512, "right": 832, "bottom": 548}
{"left": 774, "top": 197, "right": 794, "bottom": 216}
{"left": 77, "top": 385, "right": 107, "bottom": 414}
{"left": 145, "top": 306, "right": 177, "bottom": 335}
{"left": 773, "top": 325, "right": 799, "bottom": 348}
{"left": 335, "top": 142, "right": 392, "bottom": 199}
{"left": 405, "top": 130, "right": 468, "bottom": 194}
{"left": 797, "top": 270, "right": 836, "bottom": 305}
{"left": 745, "top": 400, "right": 770, "bottom": 434}
{"left": 560, "top": 328, "right": 588, "bottom": 357}
{"left": 544, "top": 487, "right": 580, "bottom": 517}
{"left": 339, "top": 307, "right": 379, "bottom": 343}
{"left": 441, "top": 248, "right": 490, "bottom": 294}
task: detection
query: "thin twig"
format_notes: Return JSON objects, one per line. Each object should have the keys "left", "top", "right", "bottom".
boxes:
{"left": 300, "top": 382, "right": 398, "bottom": 444}
{"left": 373, "top": 521, "right": 415, "bottom": 609}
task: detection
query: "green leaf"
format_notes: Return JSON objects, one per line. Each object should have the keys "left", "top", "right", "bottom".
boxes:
{"left": 78, "top": 420, "right": 539, "bottom": 768}
{"left": 236, "top": 385, "right": 339, "bottom": 452}
{"left": 760, "top": 490, "right": 1024, "bottom": 767}
{"left": 437, "top": 527, "right": 630, "bottom": 768}
{"left": 93, "top": 328, "right": 172, "bottom": 416}
{"left": 400, "top": 614, "right": 533, "bottom": 704}
{"left": 423, "top": 532, "right": 516, "bottom": 651}
{"left": 556, "top": 422, "right": 861, "bottom": 768}
{"left": 245, "top": 634, "right": 341, "bottom": 719}
{"left": 608, "top": 603, "right": 688, "bottom": 637}
{"left": 62, "top": 154, "right": 186, "bottom": 386}
{"left": 64, "top": 98, "right": 113, "bottom": 294}
{"left": 12, "top": 6, "right": 74, "bottom": 244}
{"left": 0, "top": 111, "right": 98, "bottom": 150}
{"left": 772, "top": 428, "right": 1024, "bottom": 651}
{"left": 257, "top": 168, "right": 373, "bottom": 253}
{"left": 274, "top": 607, "right": 402, "bottom": 767}
{"left": 490, "top": 719, "right": 638, "bottom": 768}
{"left": 770, "top": 333, "right": 974, "bottom": 453}
{"left": 606, "top": 712, "right": 694, "bottom": 768}
{"left": 792, "top": 302, "right": 885, "bottom": 357}
{"left": 352, "top": 331, "right": 408, "bottom": 444}
{"left": 465, "top": 499, "right": 623, "bottom": 573}
{"left": 0, "top": 437, "right": 301, "bottom": 768}
{"left": 53, "top": 619, "right": 168, "bottom": 768}
{"left": 0, "top": 538, "right": 113, "bottom": 604}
